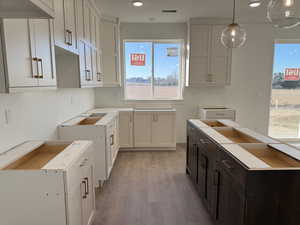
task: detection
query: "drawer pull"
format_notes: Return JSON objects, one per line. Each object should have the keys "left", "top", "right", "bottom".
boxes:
{"left": 82, "top": 180, "right": 87, "bottom": 199}
{"left": 222, "top": 160, "right": 234, "bottom": 170}
{"left": 80, "top": 158, "right": 88, "bottom": 167}
{"left": 110, "top": 134, "right": 114, "bottom": 146}
{"left": 84, "top": 177, "right": 89, "bottom": 196}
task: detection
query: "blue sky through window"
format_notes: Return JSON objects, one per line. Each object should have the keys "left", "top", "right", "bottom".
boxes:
{"left": 124, "top": 41, "right": 180, "bottom": 79}
{"left": 273, "top": 43, "right": 300, "bottom": 74}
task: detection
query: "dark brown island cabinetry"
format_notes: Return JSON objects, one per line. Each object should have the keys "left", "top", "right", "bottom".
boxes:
{"left": 186, "top": 120, "right": 300, "bottom": 225}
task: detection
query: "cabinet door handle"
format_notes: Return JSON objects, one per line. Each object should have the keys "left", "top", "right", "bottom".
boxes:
{"left": 110, "top": 134, "right": 114, "bottom": 146}
{"left": 66, "top": 29, "right": 72, "bottom": 46}
{"left": 69, "top": 31, "right": 73, "bottom": 46}
{"left": 32, "top": 57, "right": 39, "bottom": 78}
{"left": 80, "top": 158, "right": 88, "bottom": 167}
{"left": 222, "top": 160, "right": 234, "bottom": 170}
{"left": 97, "top": 72, "right": 102, "bottom": 81}
{"left": 85, "top": 70, "right": 91, "bottom": 81}
{"left": 38, "top": 58, "right": 43, "bottom": 79}
{"left": 82, "top": 180, "right": 87, "bottom": 199}
{"left": 84, "top": 177, "right": 89, "bottom": 196}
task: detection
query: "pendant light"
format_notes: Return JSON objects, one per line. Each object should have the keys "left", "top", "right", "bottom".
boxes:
{"left": 221, "top": 0, "right": 247, "bottom": 48}
{"left": 249, "top": 0, "right": 262, "bottom": 8}
{"left": 267, "top": 0, "right": 300, "bottom": 28}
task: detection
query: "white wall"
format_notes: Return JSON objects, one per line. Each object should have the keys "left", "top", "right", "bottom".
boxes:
{"left": 94, "top": 22, "right": 300, "bottom": 143}
{"left": 227, "top": 23, "right": 300, "bottom": 135}
{"left": 0, "top": 89, "right": 95, "bottom": 153}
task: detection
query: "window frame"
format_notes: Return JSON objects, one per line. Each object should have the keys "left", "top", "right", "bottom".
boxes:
{"left": 122, "top": 39, "right": 185, "bottom": 101}
{"left": 268, "top": 39, "right": 300, "bottom": 142}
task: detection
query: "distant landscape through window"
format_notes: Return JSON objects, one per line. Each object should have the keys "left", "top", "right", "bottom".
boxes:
{"left": 124, "top": 40, "right": 183, "bottom": 100}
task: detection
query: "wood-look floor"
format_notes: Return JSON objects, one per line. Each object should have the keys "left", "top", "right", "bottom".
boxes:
{"left": 93, "top": 145, "right": 213, "bottom": 225}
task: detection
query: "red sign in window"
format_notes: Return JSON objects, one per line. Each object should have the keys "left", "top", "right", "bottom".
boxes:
{"left": 131, "top": 54, "right": 146, "bottom": 66}
{"left": 285, "top": 68, "right": 300, "bottom": 81}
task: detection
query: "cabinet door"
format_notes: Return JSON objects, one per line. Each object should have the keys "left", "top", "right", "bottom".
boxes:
{"left": 53, "top": 0, "right": 67, "bottom": 48}
{"left": 76, "top": 0, "right": 84, "bottom": 41}
{"left": 96, "top": 50, "right": 103, "bottom": 84}
{"left": 81, "top": 163, "right": 95, "bottom": 225}
{"left": 101, "top": 20, "right": 119, "bottom": 86}
{"left": 91, "top": 47, "right": 97, "bottom": 84}
{"left": 152, "top": 111, "right": 176, "bottom": 147}
{"left": 213, "top": 164, "right": 245, "bottom": 225}
{"left": 189, "top": 25, "right": 211, "bottom": 86}
{"left": 134, "top": 112, "right": 152, "bottom": 147}
{"left": 210, "top": 25, "right": 231, "bottom": 85}
{"left": 119, "top": 111, "right": 134, "bottom": 148}
{"left": 31, "top": 19, "right": 56, "bottom": 87}
{"left": 64, "top": 0, "right": 77, "bottom": 51}
{"left": 84, "top": 44, "right": 93, "bottom": 84}
{"left": 90, "top": 10, "right": 97, "bottom": 47}
{"left": 3, "top": 19, "right": 38, "bottom": 88}
{"left": 79, "top": 41, "right": 88, "bottom": 86}
{"left": 95, "top": 16, "right": 101, "bottom": 50}
{"left": 83, "top": 1, "right": 91, "bottom": 44}
{"left": 197, "top": 148, "right": 208, "bottom": 199}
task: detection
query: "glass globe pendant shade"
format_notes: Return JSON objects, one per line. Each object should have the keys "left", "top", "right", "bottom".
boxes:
{"left": 221, "top": 23, "right": 247, "bottom": 48}
{"left": 267, "top": 0, "right": 300, "bottom": 28}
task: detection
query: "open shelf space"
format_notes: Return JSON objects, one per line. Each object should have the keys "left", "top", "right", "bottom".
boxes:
{"left": 77, "top": 117, "right": 102, "bottom": 125}
{"left": 239, "top": 143, "right": 300, "bottom": 168}
{"left": 3, "top": 143, "right": 70, "bottom": 170}
{"left": 201, "top": 120, "right": 228, "bottom": 127}
{"left": 214, "top": 127, "right": 261, "bottom": 143}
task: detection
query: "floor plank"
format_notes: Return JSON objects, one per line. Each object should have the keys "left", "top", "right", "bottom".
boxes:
{"left": 93, "top": 145, "right": 213, "bottom": 225}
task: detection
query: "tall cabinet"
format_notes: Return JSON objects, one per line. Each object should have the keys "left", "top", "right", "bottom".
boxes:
{"left": 0, "top": 18, "right": 56, "bottom": 93}
{"left": 187, "top": 19, "right": 232, "bottom": 86}
{"left": 100, "top": 17, "right": 120, "bottom": 87}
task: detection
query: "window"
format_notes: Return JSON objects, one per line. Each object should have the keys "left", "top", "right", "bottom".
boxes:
{"left": 269, "top": 41, "right": 300, "bottom": 139}
{"left": 124, "top": 40, "right": 184, "bottom": 100}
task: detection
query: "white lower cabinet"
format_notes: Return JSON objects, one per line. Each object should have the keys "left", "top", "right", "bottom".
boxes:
{"left": 58, "top": 114, "right": 119, "bottom": 185}
{"left": 119, "top": 111, "right": 134, "bottom": 148}
{"left": 0, "top": 141, "right": 95, "bottom": 225}
{"left": 134, "top": 110, "right": 176, "bottom": 149}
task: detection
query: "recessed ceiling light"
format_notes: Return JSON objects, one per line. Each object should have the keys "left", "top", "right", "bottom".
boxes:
{"left": 248, "top": 0, "right": 261, "bottom": 8}
{"left": 132, "top": 1, "right": 143, "bottom": 7}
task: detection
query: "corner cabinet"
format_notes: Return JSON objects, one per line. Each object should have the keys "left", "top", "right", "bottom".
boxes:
{"left": 0, "top": 18, "right": 56, "bottom": 93}
{"left": 187, "top": 20, "right": 232, "bottom": 87}
{"left": 119, "top": 111, "right": 134, "bottom": 148}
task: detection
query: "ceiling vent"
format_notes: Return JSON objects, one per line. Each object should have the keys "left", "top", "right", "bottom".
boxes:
{"left": 162, "top": 9, "right": 177, "bottom": 13}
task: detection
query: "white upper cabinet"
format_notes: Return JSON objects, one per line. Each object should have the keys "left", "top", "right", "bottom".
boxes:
{"left": 1, "top": 18, "right": 56, "bottom": 93}
{"left": 53, "top": 0, "right": 78, "bottom": 54}
{"left": 83, "top": 1, "right": 91, "bottom": 44}
{"left": 0, "top": 0, "right": 55, "bottom": 18}
{"left": 188, "top": 20, "right": 232, "bottom": 86}
{"left": 101, "top": 19, "right": 120, "bottom": 87}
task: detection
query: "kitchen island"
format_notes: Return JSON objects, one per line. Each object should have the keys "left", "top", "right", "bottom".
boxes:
{"left": 187, "top": 119, "right": 300, "bottom": 225}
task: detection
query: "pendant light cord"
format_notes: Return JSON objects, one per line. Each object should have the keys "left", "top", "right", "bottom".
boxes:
{"left": 232, "top": 0, "right": 236, "bottom": 24}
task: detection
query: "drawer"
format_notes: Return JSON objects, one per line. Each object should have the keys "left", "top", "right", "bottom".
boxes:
{"left": 218, "top": 148, "right": 247, "bottom": 189}
{"left": 202, "top": 110, "right": 235, "bottom": 120}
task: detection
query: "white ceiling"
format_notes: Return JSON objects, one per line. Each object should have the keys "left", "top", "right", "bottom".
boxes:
{"left": 95, "top": 0, "right": 269, "bottom": 23}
